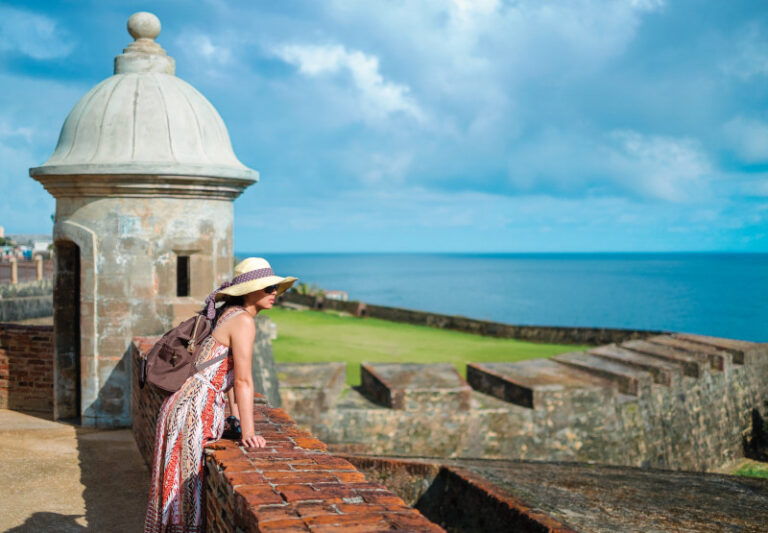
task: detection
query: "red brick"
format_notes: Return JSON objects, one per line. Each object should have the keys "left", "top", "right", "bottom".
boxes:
{"left": 313, "top": 456, "right": 356, "bottom": 469}
{"left": 294, "top": 436, "right": 328, "bottom": 450}
{"left": 252, "top": 505, "right": 299, "bottom": 522}
{"left": 294, "top": 502, "right": 338, "bottom": 517}
{"left": 223, "top": 471, "right": 267, "bottom": 487}
{"left": 263, "top": 471, "right": 338, "bottom": 484}
{"left": 236, "top": 485, "right": 284, "bottom": 506}
{"left": 289, "top": 464, "right": 336, "bottom": 472}
{"left": 333, "top": 481, "right": 389, "bottom": 492}
{"left": 385, "top": 512, "right": 440, "bottom": 530}
{"left": 256, "top": 518, "right": 309, "bottom": 532}
{"left": 212, "top": 448, "right": 247, "bottom": 462}
{"left": 309, "top": 523, "right": 391, "bottom": 533}
{"left": 278, "top": 485, "right": 326, "bottom": 503}
{"left": 361, "top": 493, "right": 405, "bottom": 505}
{"left": 335, "top": 503, "right": 404, "bottom": 514}
{"left": 304, "top": 513, "right": 387, "bottom": 527}
{"left": 220, "top": 461, "right": 258, "bottom": 473}
{"left": 334, "top": 471, "right": 368, "bottom": 482}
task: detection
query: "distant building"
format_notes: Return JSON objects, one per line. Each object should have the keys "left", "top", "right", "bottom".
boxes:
{"left": 33, "top": 240, "right": 52, "bottom": 254}
{"left": 0, "top": 225, "right": 4, "bottom": 238}
{"left": 324, "top": 290, "right": 348, "bottom": 301}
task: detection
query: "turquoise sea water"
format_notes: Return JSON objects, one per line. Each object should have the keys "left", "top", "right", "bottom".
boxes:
{"left": 245, "top": 253, "right": 768, "bottom": 342}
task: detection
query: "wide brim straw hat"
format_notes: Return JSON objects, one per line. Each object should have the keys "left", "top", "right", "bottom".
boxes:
{"left": 215, "top": 257, "right": 297, "bottom": 300}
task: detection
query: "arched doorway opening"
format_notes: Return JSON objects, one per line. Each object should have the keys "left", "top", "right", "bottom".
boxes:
{"left": 54, "top": 240, "right": 80, "bottom": 420}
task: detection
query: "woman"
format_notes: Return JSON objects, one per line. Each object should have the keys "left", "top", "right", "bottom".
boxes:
{"left": 144, "top": 257, "right": 296, "bottom": 532}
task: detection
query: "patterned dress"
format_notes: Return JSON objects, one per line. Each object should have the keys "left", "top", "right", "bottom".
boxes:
{"left": 144, "top": 307, "right": 245, "bottom": 533}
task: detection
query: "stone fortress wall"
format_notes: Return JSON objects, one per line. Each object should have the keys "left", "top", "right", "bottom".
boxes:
{"left": 280, "top": 291, "right": 662, "bottom": 345}
{"left": 280, "top": 331, "right": 768, "bottom": 472}
{"left": 0, "top": 280, "right": 53, "bottom": 322}
{"left": 4, "top": 303, "right": 767, "bottom": 473}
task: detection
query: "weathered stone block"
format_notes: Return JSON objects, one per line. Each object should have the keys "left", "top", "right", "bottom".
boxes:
{"left": 361, "top": 363, "right": 471, "bottom": 411}
{"left": 622, "top": 339, "right": 703, "bottom": 377}
{"left": 674, "top": 333, "right": 752, "bottom": 365}
{"left": 552, "top": 351, "right": 654, "bottom": 396}
{"left": 278, "top": 362, "right": 346, "bottom": 424}
{"left": 588, "top": 344, "right": 682, "bottom": 385}
{"left": 647, "top": 335, "right": 734, "bottom": 370}
{"left": 467, "top": 359, "right": 614, "bottom": 409}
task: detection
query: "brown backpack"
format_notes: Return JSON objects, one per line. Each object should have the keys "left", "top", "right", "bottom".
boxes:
{"left": 139, "top": 313, "right": 222, "bottom": 393}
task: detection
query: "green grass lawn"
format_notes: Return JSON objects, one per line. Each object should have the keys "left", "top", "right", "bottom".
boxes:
{"left": 732, "top": 460, "right": 768, "bottom": 479}
{"left": 264, "top": 307, "right": 589, "bottom": 386}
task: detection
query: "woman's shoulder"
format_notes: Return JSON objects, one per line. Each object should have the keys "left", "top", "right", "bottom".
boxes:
{"left": 218, "top": 306, "right": 254, "bottom": 328}
{"left": 217, "top": 304, "right": 247, "bottom": 321}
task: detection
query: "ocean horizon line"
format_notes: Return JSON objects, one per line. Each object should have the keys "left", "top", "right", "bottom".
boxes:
{"left": 238, "top": 250, "right": 768, "bottom": 256}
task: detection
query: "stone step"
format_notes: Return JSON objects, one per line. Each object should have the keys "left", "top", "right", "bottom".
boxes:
{"left": 673, "top": 333, "right": 753, "bottom": 365}
{"left": 621, "top": 340, "right": 702, "bottom": 378}
{"left": 361, "top": 363, "right": 471, "bottom": 411}
{"left": 466, "top": 359, "right": 615, "bottom": 409}
{"left": 552, "top": 352, "right": 653, "bottom": 396}
{"left": 587, "top": 345, "right": 681, "bottom": 386}
{"left": 646, "top": 335, "right": 733, "bottom": 370}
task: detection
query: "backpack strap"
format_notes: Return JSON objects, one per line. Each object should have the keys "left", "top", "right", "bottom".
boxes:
{"left": 196, "top": 352, "right": 229, "bottom": 372}
{"left": 193, "top": 307, "right": 248, "bottom": 373}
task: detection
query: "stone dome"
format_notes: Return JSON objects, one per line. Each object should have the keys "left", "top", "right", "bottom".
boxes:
{"left": 30, "top": 12, "right": 257, "bottom": 199}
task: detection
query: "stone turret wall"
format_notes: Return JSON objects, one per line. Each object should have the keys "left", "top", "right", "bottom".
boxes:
{"left": 53, "top": 196, "right": 234, "bottom": 427}
{"left": 280, "top": 334, "right": 768, "bottom": 472}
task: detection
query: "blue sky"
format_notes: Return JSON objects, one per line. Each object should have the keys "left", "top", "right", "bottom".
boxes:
{"left": 1, "top": 0, "right": 767, "bottom": 252}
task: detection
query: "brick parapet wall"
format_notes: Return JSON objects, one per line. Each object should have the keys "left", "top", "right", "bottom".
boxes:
{"left": 0, "top": 323, "right": 54, "bottom": 413}
{"left": 132, "top": 338, "right": 442, "bottom": 532}
{"left": 279, "top": 292, "right": 659, "bottom": 345}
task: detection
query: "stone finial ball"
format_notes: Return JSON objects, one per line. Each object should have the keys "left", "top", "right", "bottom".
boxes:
{"left": 127, "top": 12, "right": 161, "bottom": 41}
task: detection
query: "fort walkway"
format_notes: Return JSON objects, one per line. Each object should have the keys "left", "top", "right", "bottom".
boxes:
{"left": 0, "top": 409, "right": 149, "bottom": 532}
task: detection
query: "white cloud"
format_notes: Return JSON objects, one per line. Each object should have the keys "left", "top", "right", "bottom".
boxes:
{"left": 630, "top": 0, "right": 665, "bottom": 11}
{"left": 0, "top": 120, "right": 34, "bottom": 143}
{"left": 507, "top": 129, "right": 710, "bottom": 202}
{"left": 361, "top": 152, "right": 414, "bottom": 185}
{"left": 608, "top": 131, "right": 711, "bottom": 202}
{"left": 273, "top": 43, "right": 424, "bottom": 123}
{"left": 723, "top": 116, "right": 768, "bottom": 164}
{"left": 197, "top": 35, "right": 232, "bottom": 64}
{"left": 0, "top": 6, "right": 73, "bottom": 59}
{"left": 720, "top": 23, "right": 768, "bottom": 80}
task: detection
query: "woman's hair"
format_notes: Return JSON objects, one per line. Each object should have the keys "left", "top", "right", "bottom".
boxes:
{"left": 220, "top": 294, "right": 245, "bottom": 307}
{"left": 205, "top": 294, "right": 245, "bottom": 325}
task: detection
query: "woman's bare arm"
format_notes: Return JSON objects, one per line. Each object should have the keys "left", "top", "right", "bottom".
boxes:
{"left": 228, "top": 313, "right": 265, "bottom": 448}
{"left": 226, "top": 389, "right": 239, "bottom": 419}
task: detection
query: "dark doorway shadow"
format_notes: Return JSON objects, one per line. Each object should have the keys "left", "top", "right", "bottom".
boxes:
{"left": 744, "top": 408, "right": 768, "bottom": 462}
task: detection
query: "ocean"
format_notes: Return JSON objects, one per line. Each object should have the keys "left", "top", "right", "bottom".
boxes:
{"left": 247, "top": 253, "right": 768, "bottom": 342}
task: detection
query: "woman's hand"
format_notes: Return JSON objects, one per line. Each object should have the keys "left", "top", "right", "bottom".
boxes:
{"left": 241, "top": 432, "right": 266, "bottom": 448}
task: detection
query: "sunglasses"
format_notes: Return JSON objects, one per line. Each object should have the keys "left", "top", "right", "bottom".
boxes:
{"left": 263, "top": 284, "right": 280, "bottom": 295}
